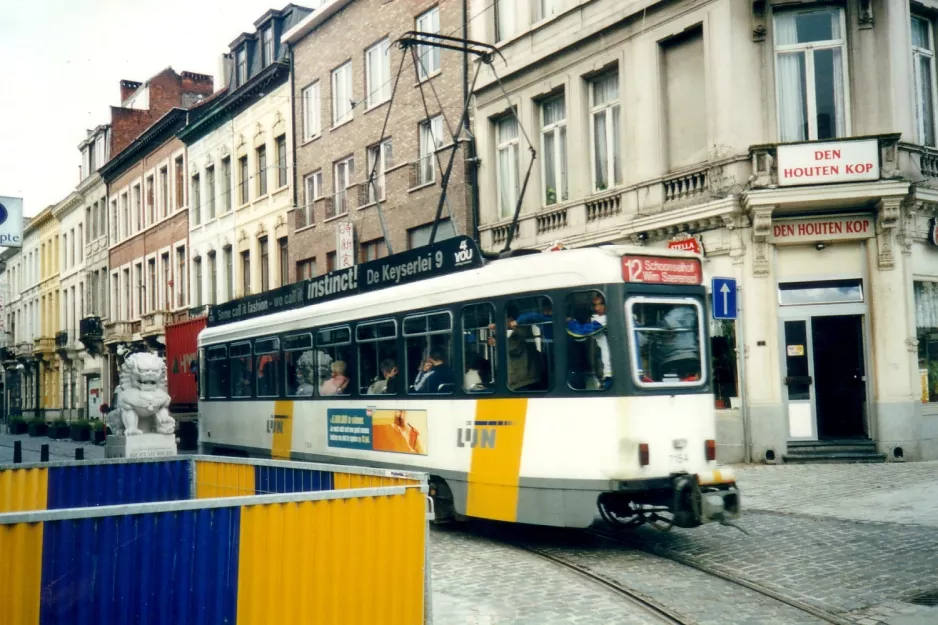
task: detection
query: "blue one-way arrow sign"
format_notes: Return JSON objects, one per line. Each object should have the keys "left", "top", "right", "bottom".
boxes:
{"left": 711, "top": 277, "right": 737, "bottom": 320}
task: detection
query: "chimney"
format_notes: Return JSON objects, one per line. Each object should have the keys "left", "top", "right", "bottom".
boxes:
{"left": 217, "top": 53, "right": 233, "bottom": 88}
{"left": 120, "top": 80, "right": 142, "bottom": 104}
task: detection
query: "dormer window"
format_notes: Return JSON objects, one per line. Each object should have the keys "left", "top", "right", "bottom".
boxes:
{"left": 262, "top": 27, "right": 274, "bottom": 66}
{"left": 236, "top": 48, "right": 248, "bottom": 86}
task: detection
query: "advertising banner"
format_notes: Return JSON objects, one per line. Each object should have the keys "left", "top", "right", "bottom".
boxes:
{"left": 327, "top": 407, "right": 427, "bottom": 455}
{"left": 0, "top": 196, "right": 24, "bottom": 248}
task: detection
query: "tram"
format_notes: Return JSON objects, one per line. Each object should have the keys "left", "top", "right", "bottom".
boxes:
{"left": 196, "top": 236, "right": 739, "bottom": 529}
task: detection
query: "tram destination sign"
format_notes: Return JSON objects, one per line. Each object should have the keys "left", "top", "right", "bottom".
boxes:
{"left": 207, "top": 236, "right": 483, "bottom": 327}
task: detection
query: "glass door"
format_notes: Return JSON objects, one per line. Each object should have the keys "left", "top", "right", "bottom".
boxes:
{"left": 783, "top": 319, "right": 816, "bottom": 439}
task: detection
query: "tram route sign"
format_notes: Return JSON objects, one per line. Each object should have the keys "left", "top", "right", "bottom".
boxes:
{"left": 711, "top": 277, "right": 737, "bottom": 320}
{"left": 207, "top": 235, "right": 484, "bottom": 327}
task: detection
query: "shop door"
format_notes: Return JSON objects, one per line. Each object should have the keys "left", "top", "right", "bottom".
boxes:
{"left": 783, "top": 319, "right": 816, "bottom": 439}
{"left": 811, "top": 315, "right": 866, "bottom": 439}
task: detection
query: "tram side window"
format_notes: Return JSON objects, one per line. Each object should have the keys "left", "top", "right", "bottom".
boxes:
{"left": 358, "top": 320, "right": 399, "bottom": 395}
{"left": 506, "top": 296, "right": 553, "bottom": 392}
{"left": 229, "top": 342, "right": 254, "bottom": 398}
{"left": 316, "top": 326, "right": 353, "bottom": 396}
{"left": 206, "top": 345, "right": 229, "bottom": 399}
{"left": 198, "top": 348, "right": 206, "bottom": 399}
{"left": 404, "top": 311, "right": 454, "bottom": 394}
{"left": 284, "top": 332, "right": 316, "bottom": 397}
{"left": 255, "top": 337, "right": 281, "bottom": 398}
{"left": 462, "top": 303, "right": 496, "bottom": 393}
{"left": 628, "top": 298, "right": 704, "bottom": 386}
{"left": 565, "top": 290, "right": 613, "bottom": 391}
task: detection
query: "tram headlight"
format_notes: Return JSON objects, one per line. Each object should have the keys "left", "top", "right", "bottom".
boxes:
{"left": 705, "top": 439, "right": 716, "bottom": 461}
{"left": 638, "top": 443, "right": 650, "bottom": 466}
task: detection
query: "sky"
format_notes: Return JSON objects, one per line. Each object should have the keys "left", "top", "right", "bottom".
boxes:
{"left": 0, "top": 0, "right": 300, "bottom": 217}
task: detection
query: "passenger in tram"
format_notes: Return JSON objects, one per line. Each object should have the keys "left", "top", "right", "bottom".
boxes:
{"left": 658, "top": 306, "right": 701, "bottom": 381}
{"left": 293, "top": 351, "right": 318, "bottom": 396}
{"left": 413, "top": 350, "right": 455, "bottom": 393}
{"left": 320, "top": 360, "right": 350, "bottom": 396}
{"left": 566, "top": 303, "right": 606, "bottom": 390}
{"left": 464, "top": 353, "right": 489, "bottom": 392}
{"left": 507, "top": 324, "right": 543, "bottom": 391}
{"left": 590, "top": 293, "right": 613, "bottom": 385}
{"left": 367, "top": 359, "right": 399, "bottom": 395}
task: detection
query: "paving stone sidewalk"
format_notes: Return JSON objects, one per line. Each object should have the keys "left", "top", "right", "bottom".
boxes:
{"left": 0, "top": 432, "right": 106, "bottom": 463}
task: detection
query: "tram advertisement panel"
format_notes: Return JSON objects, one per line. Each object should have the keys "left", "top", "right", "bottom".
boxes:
{"left": 327, "top": 408, "right": 427, "bottom": 456}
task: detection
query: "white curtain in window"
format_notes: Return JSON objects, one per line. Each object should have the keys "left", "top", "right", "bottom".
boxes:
{"left": 496, "top": 0, "right": 515, "bottom": 41}
{"left": 916, "top": 281, "right": 938, "bottom": 329}
{"left": 497, "top": 118, "right": 519, "bottom": 218}
{"left": 776, "top": 14, "right": 805, "bottom": 142}
{"left": 593, "top": 113, "right": 608, "bottom": 188}
{"left": 830, "top": 48, "right": 845, "bottom": 138}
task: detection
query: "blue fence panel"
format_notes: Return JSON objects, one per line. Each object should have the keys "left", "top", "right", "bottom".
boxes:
{"left": 254, "top": 464, "right": 334, "bottom": 495}
{"left": 39, "top": 507, "right": 241, "bottom": 625}
{"left": 47, "top": 461, "right": 191, "bottom": 509}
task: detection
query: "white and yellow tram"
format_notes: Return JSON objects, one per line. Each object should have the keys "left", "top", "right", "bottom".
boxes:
{"left": 197, "top": 237, "right": 739, "bottom": 529}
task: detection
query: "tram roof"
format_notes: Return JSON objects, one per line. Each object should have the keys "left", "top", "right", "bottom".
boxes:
{"left": 198, "top": 241, "right": 700, "bottom": 346}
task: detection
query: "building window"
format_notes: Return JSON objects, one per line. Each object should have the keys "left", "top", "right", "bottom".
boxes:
{"left": 236, "top": 48, "right": 247, "bottom": 86}
{"left": 407, "top": 218, "right": 456, "bottom": 249}
{"left": 206, "top": 165, "right": 216, "bottom": 219}
{"left": 262, "top": 27, "right": 274, "bottom": 66}
{"left": 276, "top": 135, "right": 287, "bottom": 188}
{"left": 278, "top": 237, "right": 288, "bottom": 287}
{"left": 239, "top": 156, "right": 249, "bottom": 204}
{"left": 913, "top": 16, "right": 937, "bottom": 147}
{"left": 332, "top": 156, "right": 354, "bottom": 218}
{"left": 916, "top": 281, "right": 938, "bottom": 404}
{"left": 146, "top": 175, "right": 154, "bottom": 226}
{"left": 367, "top": 139, "right": 392, "bottom": 203}
{"left": 495, "top": 0, "right": 516, "bottom": 42}
{"left": 135, "top": 264, "right": 144, "bottom": 318}
{"left": 159, "top": 167, "right": 169, "bottom": 218}
{"left": 122, "top": 269, "right": 130, "bottom": 320}
{"left": 326, "top": 251, "right": 336, "bottom": 272}
{"left": 221, "top": 157, "right": 232, "bottom": 212}
{"left": 359, "top": 238, "right": 386, "bottom": 263}
{"left": 224, "top": 246, "right": 233, "bottom": 302}
{"left": 176, "top": 247, "right": 186, "bottom": 308}
{"left": 110, "top": 200, "right": 118, "bottom": 241}
{"left": 77, "top": 226, "right": 83, "bottom": 262}
{"left": 302, "top": 170, "right": 322, "bottom": 227}
{"left": 496, "top": 116, "right": 520, "bottom": 219}
{"left": 121, "top": 193, "right": 129, "bottom": 239}
{"left": 418, "top": 115, "right": 443, "bottom": 185}
{"left": 161, "top": 252, "right": 171, "bottom": 310}
{"left": 241, "top": 250, "right": 251, "bottom": 296}
{"left": 256, "top": 145, "right": 268, "bottom": 197}
{"left": 774, "top": 8, "right": 848, "bottom": 142}
{"left": 590, "top": 71, "right": 621, "bottom": 192}
{"left": 86, "top": 206, "right": 93, "bottom": 242}
{"left": 297, "top": 258, "right": 316, "bottom": 280}
{"left": 259, "top": 237, "right": 270, "bottom": 292}
{"left": 193, "top": 257, "right": 203, "bottom": 307}
{"left": 133, "top": 185, "right": 142, "bottom": 232}
{"left": 365, "top": 38, "right": 391, "bottom": 108}
{"left": 541, "top": 95, "right": 567, "bottom": 206}
{"left": 191, "top": 174, "right": 201, "bottom": 225}
{"left": 332, "top": 61, "right": 353, "bottom": 126}
{"left": 711, "top": 320, "right": 739, "bottom": 409}
{"left": 416, "top": 7, "right": 441, "bottom": 79}
{"left": 302, "top": 81, "right": 321, "bottom": 140}
{"left": 175, "top": 156, "right": 185, "bottom": 209}
{"left": 148, "top": 259, "right": 156, "bottom": 311}
{"left": 533, "top": 0, "right": 561, "bottom": 22}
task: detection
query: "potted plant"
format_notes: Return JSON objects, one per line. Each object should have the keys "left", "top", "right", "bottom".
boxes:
{"left": 28, "top": 418, "right": 48, "bottom": 437}
{"left": 70, "top": 419, "right": 92, "bottom": 442}
{"left": 8, "top": 417, "right": 28, "bottom": 435}
{"left": 48, "top": 419, "right": 70, "bottom": 440}
{"left": 91, "top": 420, "right": 107, "bottom": 445}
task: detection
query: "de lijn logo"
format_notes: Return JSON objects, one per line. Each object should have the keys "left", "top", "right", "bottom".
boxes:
{"left": 0, "top": 201, "right": 8, "bottom": 225}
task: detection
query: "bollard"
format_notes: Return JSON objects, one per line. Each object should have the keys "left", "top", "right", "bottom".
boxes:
{"left": 40, "top": 444, "right": 49, "bottom": 463}
{"left": 75, "top": 448, "right": 84, "bottom": 461}
{"left": 13, "top": 440, "right": 22, "bottom": 464}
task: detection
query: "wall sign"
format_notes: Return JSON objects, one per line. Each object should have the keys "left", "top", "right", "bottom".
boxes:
{"left": 768, "top": 214, "right": 874, "bottom": 244}
{"left": 207, "top": 235, "right": 483, "bottom": 327}
{"left": 0, "top": 196, "right": 24, "bottom": 248}
{"left": 336, "top": 221, "right": 354, "bottom": 269}
{"left": 667, "top": 234, "right": 703, "bottom": 255}
{"left": 621, "top": 256, "right": 702, "bottom": 285}
{"left": 777, "top": 139, "right": 880, "bottom": 187}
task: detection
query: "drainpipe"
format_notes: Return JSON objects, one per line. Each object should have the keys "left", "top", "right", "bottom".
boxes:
{"left": 289, "top": 45, "right": 298, "bottom": 212}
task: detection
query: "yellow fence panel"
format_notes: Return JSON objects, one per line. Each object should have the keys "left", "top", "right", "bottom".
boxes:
{"left": 0, "top": 522, "right": 43, "bottom": 625}
{"left": 194, "top": 461, "right": 255, "bottom": 499}
{"left": 0, "top": 468, "right": 48, "bottom": 514}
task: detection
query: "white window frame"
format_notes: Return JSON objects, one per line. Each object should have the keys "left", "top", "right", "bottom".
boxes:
{"left": 494, "top": 0, "right": 516, "bottom": 43}
{"left": 589, "top": 71, "right": 622, "bottom": 193}
{"left": 333, "top": 156, "right": 354, "bottom": 217}
{"left": 418, "top": 115, "right": 444, "bottom": 185}
{"left": 540, "top": 94, "right": 567, "bottom": 207}
{"left": 496, "top": 115, "right": 521, "bottom": 219}
{"left": 367, "top": 139, "right": 393, "bottom": 203}
{"left": 262, "top": 27, "right": 274, "bottom": 66}
{"left": 626, "top": 296, "right": 708, "bottom": 390}
{"left": 332, "top": 61, "right": 353, "bottom": 126}
{"left": 416, "top": 7, "right": 441, "bottom": 79}
{"left": 772, "top": 7, "right": 850, "bottom": 142}
{"left": 302, "top": 81, "right": 321, "bottom": 141}
{"left": 365, "top": 39, "right": 391, "bottom": 109}
{"left": 532, "top": 0, "right": 561, "bottom": 23}
{"left": 236, "top": 48, "right": 247, "bottom": 86}
{"left": 912, "top": 15, "right": 938, "bottom": 147}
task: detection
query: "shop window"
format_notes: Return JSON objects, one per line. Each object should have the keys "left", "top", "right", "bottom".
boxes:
{"left": 916, "top": 281, "right": 938, "bottom": 403}
{"left": 317, "top": 326, "right": 353, "bottom": 396}
{"left": 284, "top": 333, "right": 316, "bottom": 397}
{"left": 255, "top": 337, "right": 281, "bottom": 398}
{"left": 207, "top": 345, "right": 228, "bottom": 399}
{"left": 565, "top": 290, "right": 612, "bottom": 391}
{"left": 711, "top": 319, "right": 739, "bottom": 409}
{"left": 358, "top": 320, "right": 399, "bottom": 395}
{"left": 404, "top": 311, "right": 454, "bottom": 394}
{"left": 628, "top": 297, "right": 705, "bottom": 387}
{"left": 462, "top": 303, "right": 497, "bottom": 393}
{"left": 506, "top": 296, "right": 553, "bottom": 392}
{"left": 229, "top": 342, "right": 253, "bottom": 398}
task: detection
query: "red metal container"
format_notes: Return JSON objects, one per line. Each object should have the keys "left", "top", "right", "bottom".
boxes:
{"left": 165, "top": 316, "right": 206, "bottom": 411}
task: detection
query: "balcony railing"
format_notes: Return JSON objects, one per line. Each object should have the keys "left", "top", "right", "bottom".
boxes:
{"left": 140, "top": 311, "right": 167, "bottom": 335}
{"left": 55, "top": 331, "right": 68, "bottom": 349}
{"left": 33, "top": 337, "right": 55, "bottom": 354}
{"left": 15, "top": 342, "right": 32, "bottom": 358}
{"left": 103, "top": 320, "right": 139, "bottom": 344}
{"left": 80, "top": 316, "right": 103, "bottom": 340}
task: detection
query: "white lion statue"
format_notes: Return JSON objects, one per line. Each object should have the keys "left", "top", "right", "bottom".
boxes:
{"left": 107, "top": 352, "right": 174, "bottom": 436}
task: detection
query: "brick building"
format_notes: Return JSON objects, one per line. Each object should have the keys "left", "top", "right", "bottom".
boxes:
{"left": 283, "top": 0, "right": 474, "bottom": 279}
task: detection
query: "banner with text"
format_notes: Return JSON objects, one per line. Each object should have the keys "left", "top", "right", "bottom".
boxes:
{"left": 777, "top": 139, "right": 880, "bottom": 187}
{"left": 768, "top": 214, "right": 874, "bottom": 244}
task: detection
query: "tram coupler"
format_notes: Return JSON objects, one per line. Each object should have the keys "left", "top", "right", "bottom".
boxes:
{"left": 670, "top": 472, "right": 740, "bottom": 528}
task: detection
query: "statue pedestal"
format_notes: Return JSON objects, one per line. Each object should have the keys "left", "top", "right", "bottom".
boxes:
{"left": 105, "top": 433, "right": 178, "bottom": 459}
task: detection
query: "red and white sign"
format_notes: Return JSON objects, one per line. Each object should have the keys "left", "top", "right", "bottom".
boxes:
{"left": 777, "top": 139, "right": 879, "bottom": 187}
{"left": 768, "top": 214, "right": 874, "bottom": 244}
{"left": 621, "top": 256, "right": 702, "bottom": 285}
{"left": 667, "top": 234, "right": 703, "bottom": 255}
{"left": 336, "top": 221, "right": 354, "bottom": 269}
